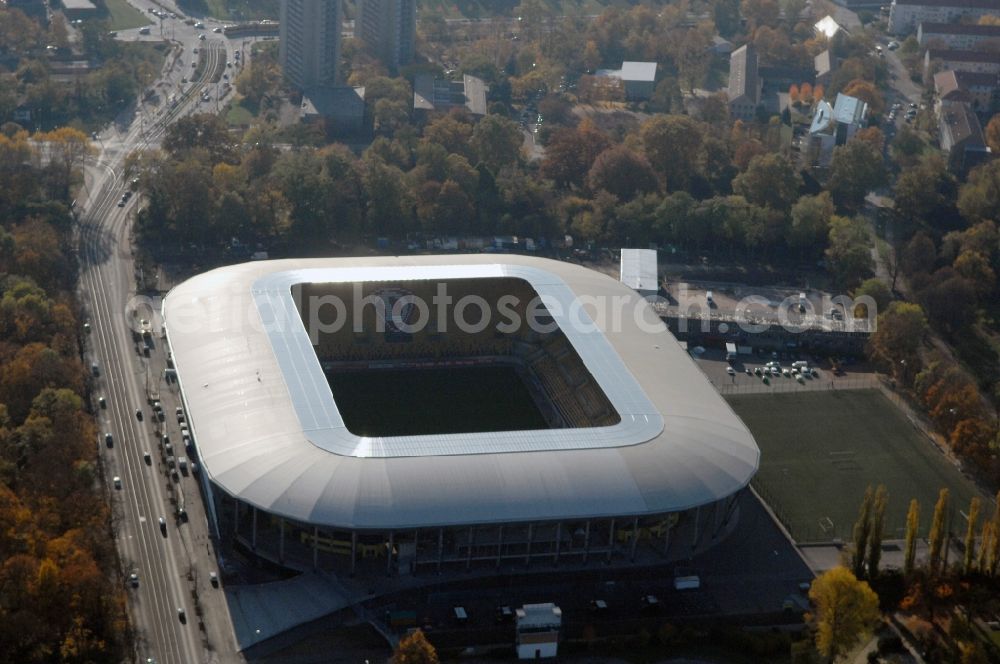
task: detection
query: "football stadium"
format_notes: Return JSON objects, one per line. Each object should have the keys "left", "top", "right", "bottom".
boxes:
{"left": 162, "top": 255, "right": 760, "bottom": 577}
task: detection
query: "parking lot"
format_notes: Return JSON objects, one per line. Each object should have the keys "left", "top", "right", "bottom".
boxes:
{"left": 693, "top": 349, "right": 878, "bottom": 394}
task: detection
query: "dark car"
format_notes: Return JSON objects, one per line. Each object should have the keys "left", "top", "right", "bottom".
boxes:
{"left": 105, "top": 433, "right": 113, "bottom": 447}
{"left": 135, "top": 409, "right": 143, "bottom": 421}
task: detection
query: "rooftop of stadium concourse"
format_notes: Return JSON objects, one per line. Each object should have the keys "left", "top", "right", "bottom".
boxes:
{"left": 163, "top": 256, "right": 759, "bottom": 530}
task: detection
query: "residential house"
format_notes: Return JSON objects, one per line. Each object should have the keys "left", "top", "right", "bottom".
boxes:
{"left": 300, "top": 86, "right": 366, "bottom": 134}
{"left": 924, "top": 49, "right": 1000, "bottom": 79}
{"left": 938, "top": 100, "right": 991, "bottom": 173}
{"left": 595, "top": 61, "right": 657, "bottom": 101}
{"left": 917, "top": 21, "right": 1000, "bottom": 50}
{"left": 815, "top": 50, "right": 837, "bottom": 87}
{"left": 413, "top": 74, "right": 488, "bottom": 116}
{"left": 889, "top": 0, "right": 999, "bottom": 36}
{"left": 933, "top": 69, "right": 999, "bottom": 113}
{"left": 814, "top": 15, "right": 849, "bottom": 40}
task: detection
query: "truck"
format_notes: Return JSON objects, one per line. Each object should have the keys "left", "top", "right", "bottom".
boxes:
{"left": 725, "top": 343, "right": 737, "bottom": 363}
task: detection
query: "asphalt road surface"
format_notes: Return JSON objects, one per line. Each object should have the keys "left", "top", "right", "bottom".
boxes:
{"left": 78, "top": 1, "right": 244, "bottom": 661}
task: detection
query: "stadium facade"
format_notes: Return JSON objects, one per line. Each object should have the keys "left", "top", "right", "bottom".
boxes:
{"left": 163, "top": 256, "right": 759, "bottom": 576}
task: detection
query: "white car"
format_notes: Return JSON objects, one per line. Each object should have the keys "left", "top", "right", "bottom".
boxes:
{"left": 113, "top": 476, "right": 122, "bottom": 489}
{"left": 726, "top": 366, "right": 736, "bottom": 376}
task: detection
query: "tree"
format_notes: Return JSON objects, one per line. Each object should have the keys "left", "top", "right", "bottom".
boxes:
{"left": 963, "top": 496, "right": 981, "bottom": 575}
{"left": 900, "top": 232, "right": 937, "bottom": 277}
{"left": 929, "top": 488, "right": 950, "bottom": 575}
{"left": 904, "top": 499, "right": 920, "bottom": 576}
{"left": 588, "top": 146, "right": 658, "bottom": 200}
{"left": 894, "top": 154, "right": 961, "bottom": 233}
{"left": 713, "top": 0, "right": 741, "bottom": 37}
{"left": 867, "top": 485, "right": 887, "bottom": 578}
{"left": 867, "top": 302, "right": 927, "bottom": 383}
{"left": 825, "top": 215, "right": 873, "bottom": 288}
{"left": 789, "top": 192, "right": 834, "bottom": 255}
{"left": 640, "top": 115, "right": 704, "bottom": 192}
{"left": 851, "top": 486, "right": 875, "bottom": 579}
{"left": 853, "top": 278, "right": 891, "bottom": 318}
{"left": 741, "top": 0, "right": 780, "bottom": 29}
{"left": 470, "top": 115, "right": 523, "bottom": 173}
{"left": 808, "top": 567, "right": 880, "bottom": 662}
{"left": 540, "top": 122, "right": 610, "bottom": 189}
{"left": 841, "top": 79, "right": 885, "bottom": 115}
{"left": 732, "top": 153, "right": 800, "bottom": 211}
{"left": 393, "top": 629, "right": 439, "bottom": 664}
{"left": 827, "top": 139, "right": 887, "bottom": 212}
{"left": 958, "top": 160, "right": 1000, "bottom": 223}
{"left": 985, "top": 115, "right": 1000, "bottom": 154}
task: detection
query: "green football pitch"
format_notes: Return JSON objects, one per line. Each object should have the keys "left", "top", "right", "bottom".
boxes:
{"left": 726, "top": 389, "right": 988, "bottom": 543}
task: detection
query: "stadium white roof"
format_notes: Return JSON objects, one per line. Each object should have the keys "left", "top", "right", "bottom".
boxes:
{"left": 163, "top": 256, "right": 759, "bottom": 530}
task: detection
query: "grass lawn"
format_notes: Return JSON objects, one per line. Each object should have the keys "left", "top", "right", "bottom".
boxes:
{"left": 104, "top": 0, "right": 152, "bottom": 31}
{"left": 225, "top": 100, "right": 254, "bottom": 126}
{"left": 727, "top": 389, "right": 987, "bottom": 543}
{"left": 203, "top": 0, "right": 278, "bottom": 20}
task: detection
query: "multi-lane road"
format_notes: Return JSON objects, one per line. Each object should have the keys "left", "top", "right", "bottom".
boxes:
{"left": 77, "top": 3, "right": 244, "bottom": 662}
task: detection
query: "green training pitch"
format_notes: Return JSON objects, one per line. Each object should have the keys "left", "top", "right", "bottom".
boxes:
{"left": 103, "top": 0, "right": 151, "bottom": 31}
{"left": 726, "top": 389, "right": 986, "bottom": 543}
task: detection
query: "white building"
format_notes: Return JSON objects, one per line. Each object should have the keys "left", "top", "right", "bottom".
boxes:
{"left": 595, "top": 61, "right": 658, "bottom": 101}
{"left": 809, "top": 93, "right": 869, "bottom": 166}
{"left": 516, "top": 603, "right": 562, "bottom": 659}
{"left": 620, "top": 248, "right": 658, "bottom": 297}
{"left": 888, "top": 0, "right": 999, "bottom": 36}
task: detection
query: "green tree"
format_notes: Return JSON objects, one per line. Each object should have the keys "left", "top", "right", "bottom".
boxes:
{"left": 732, "top": 153, "right": 800, "bottom": 211}
{"left": 470, "top": 115, "right": 523, "bottom": 173}
{"left": 929, "top": 488, "right": 950, "bottom": 575}
{"left": 904, "top": 499, "right": 920, "bottom": 576}
{"left": 713, "top": 0, "right": 741, "bottom": 37}
{"left": 853, "top": 278, "right": 891, "bottom": 318}
{"left": 867, "top": 301, "right": 927, "bottom": 382}
{"left": 894, "top": 154, "right": 961, "bottom": 232}
{"left": 789, "top": 192, "right": 834, "bottom": 255}
{"left": 867, "top": 485, "right": 887, "bottom": 578}
{"left": 808, "top": 567, "right": 880, "bottom": 663}
{"left": 851, "top": 486, "right": 875, "bottom": 579}
{"left": 963, "top": 496, "right": 981, "bottom": 575}
{"left": 958, "top": 160, "right": 1000, "bottom": 223}
{"left": 393, "top": 629, "right": 439, "bottom": 664}
{"left": 827, "top": 139, "right": 887, "bottom": 212}
{"left": 825, "top": 215, "right": 872, "bottom": 288}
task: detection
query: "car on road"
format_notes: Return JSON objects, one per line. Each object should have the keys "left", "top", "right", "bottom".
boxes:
{"left": 91, "top": 362, "right": 100, "bottom": 376}
{"left": 135, "top": 408, "right": 143, "bottom": 421}
{"left": 726, "top": 366, "right": 736, "bottom": 376}
{"left": 193, "top": 21, "right": 204, "bottom": 28}
{"left": 158, "top": 517, "right": 167, "bottom": 534}
{"left": 113, "top": 476, "right": 121, "bottom": 489}
{"left": 138, "top": 27, "right": 151, "bottom": 35}
{"left": 887, "top": 40, "right": 899, "bottom": 50}
{"left": 129, "top": 572, "right": 139, "bottom": 587}
{"left": 143, "top": 451, "right": 152, "bottom": 464}
{"left": 98, "top": 396, "right": 106, "bottom": 408}
{"left": 199, "top": 34, "right": 206, "bottom": 40}
{"left": 213, "top": 26, "right": 222, "bottom": 33}
{"left": 209, "top": 571, "right": 219, "bottom": 587}
{"left": 177, "top": 607, "right": 186, "bottom": 623}
{"left": 104, "top": 433, "right": 113, "bottom": 447}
